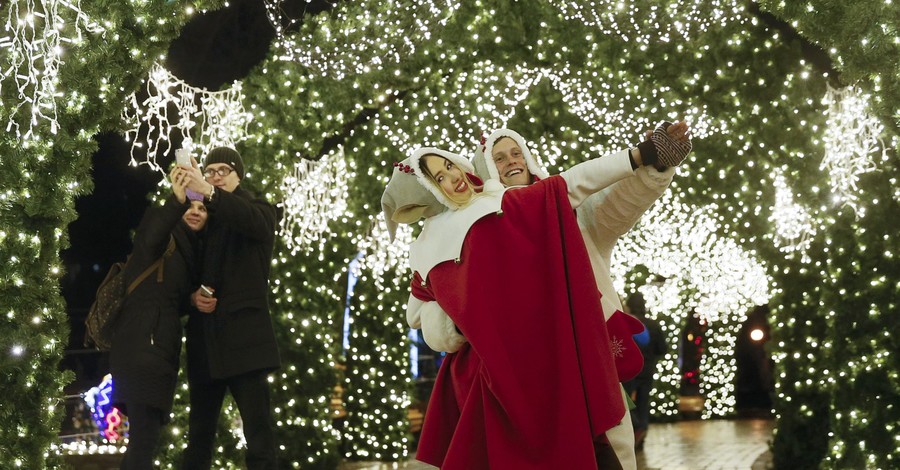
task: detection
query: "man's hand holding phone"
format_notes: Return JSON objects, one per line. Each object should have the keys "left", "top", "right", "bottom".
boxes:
{"left": 192, "top": 285, "right": 217, "bottom": 313}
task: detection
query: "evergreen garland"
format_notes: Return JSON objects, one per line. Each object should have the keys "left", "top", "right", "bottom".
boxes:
{"left": 2, "top": 1, "right": 898, "bottom": 468}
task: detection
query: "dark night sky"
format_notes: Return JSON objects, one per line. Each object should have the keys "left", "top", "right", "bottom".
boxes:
{"left": 61, "top": 0, "right": 333, "bottom": 353}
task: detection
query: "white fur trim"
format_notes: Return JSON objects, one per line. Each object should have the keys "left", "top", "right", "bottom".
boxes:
{"left": 410, "top": 188, "right": 506, "bottom": 281}
{"left": 636, "top": 163, "right": 676, "bottom": 189}
{"left": 406, "top": 293, "right": 424, "bottom": 329}
{"left": 481, "top": 129, "right": 550, "bottom": 184}
{"left": 419, "top": 300, "right": 467, "bottom": 353}
{"left": 409, "top": 147, "right": 475, "bottom": 210}
{"left": 483, "top": 179, "right": 504, "bottom": 194}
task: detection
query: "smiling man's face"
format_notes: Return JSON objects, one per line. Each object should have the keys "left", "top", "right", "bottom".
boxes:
{"left": 491, "top": 137, "right": 531, "bottom": 186}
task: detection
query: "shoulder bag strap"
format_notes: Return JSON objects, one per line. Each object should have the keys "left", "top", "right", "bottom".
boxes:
{"left": 127, "top": 235, "right": 177, "bottom": 294}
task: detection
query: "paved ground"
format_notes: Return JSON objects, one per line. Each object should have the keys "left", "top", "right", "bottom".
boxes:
{"left": 338, "top": 418, "right": 774, "bottom": 470}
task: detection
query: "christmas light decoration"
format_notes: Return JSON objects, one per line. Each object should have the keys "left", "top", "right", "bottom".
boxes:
{"left": 0, "top": 0, "right": 103, "bottom": 139}
{"left": 354, "top": 217, "right": 414, "bottom": 286}
{"left": 278, "top": 148, "right": 351, "bottom": 254}
{"left": 3, "top": 0, "right": 898, "bottom": 468}
{"left": 770, "top": 169, "right": 817, "bottom": 262}
{"left": 275, "top": 0, "right": 462, "bottom": 79}
{"left": 121, "top": 63, "right": 253, "bottom": 172}
{"left": 81, "top": 374, "right": 124, "bottom": 442}
{"left": 820, "top": 85, "right": 885, "bottom": 215}
{"left": 551, "top": 0, "right": 747, "bottom": 44}
{"left": 263, "top": 0, "right": 295, "bottom": 54}
{"left": 612, "top": 191, "right": 771, "bottom": 417}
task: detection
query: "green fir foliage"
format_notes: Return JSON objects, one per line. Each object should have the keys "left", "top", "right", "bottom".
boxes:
{"left": 0, "top": 0, "right": 225, "bottom": 467}
{"left": 2, "top": 0, "right": 899, "bottom": 468}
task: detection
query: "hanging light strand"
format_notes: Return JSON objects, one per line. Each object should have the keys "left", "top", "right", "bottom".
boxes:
{"left": 121, "top": 63, "right": 253, "bottom": 172}
{"left": 0, "top": 0, "right": 103, "bottom": 140}
{"left": 278, "top": 148, "right": 351, "bottom": 255}
{"left": 821, "top": 85, "right": 885, "bottom": 216}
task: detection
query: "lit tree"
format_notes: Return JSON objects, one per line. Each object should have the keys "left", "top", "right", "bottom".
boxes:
{"left": 0, "top": 0, "right": 226, "bottom": 466}
{"left": 243, "top": 0, "right": 898, "bottom": 467}
{"left": 2, "top": 0, "right": 898, "bottom": 468}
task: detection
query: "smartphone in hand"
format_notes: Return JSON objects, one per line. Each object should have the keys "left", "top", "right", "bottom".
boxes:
{"left": 200, "top": 285, "right": 215, "bottom": 298}
{"left": 175, "top": 148, "right": 191, "bottom": 167}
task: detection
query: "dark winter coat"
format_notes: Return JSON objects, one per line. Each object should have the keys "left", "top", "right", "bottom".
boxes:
{"left": 634, "top": 315, "right": 667, "bottom": 382}
{"left": 110, "top": 197, "right": 202, "bottom": 415}
{"left": 185, "top": 185, "right": 280, "bottom": 382}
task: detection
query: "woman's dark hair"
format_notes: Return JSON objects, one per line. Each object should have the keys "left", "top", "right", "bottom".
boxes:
{"left": 418, "top": 154, "right": 444, "bottom": 181}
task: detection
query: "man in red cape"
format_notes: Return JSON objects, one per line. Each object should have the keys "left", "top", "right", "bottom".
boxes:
{"left": 411, "top": 175, "right": 624, "bottom": 469}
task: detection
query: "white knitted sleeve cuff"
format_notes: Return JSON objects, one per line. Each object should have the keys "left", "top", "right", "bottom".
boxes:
{"left": 406, "top": 294, "right": 424, "bottom": 329}
{"left": 420, "top": 301, "right": 467, "bottom": 353}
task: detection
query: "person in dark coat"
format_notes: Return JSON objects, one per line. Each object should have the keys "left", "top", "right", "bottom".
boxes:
{"left": 179, "top": 147, "right": 280, "bottom": 470}
{"left": 110, "top": 165, "right": 208, "bottom": 469}
{"left": 623, "top": 292, "right": 667, "bottom": 450}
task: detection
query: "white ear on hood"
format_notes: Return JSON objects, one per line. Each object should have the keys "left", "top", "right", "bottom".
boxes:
{"left": 380, "top": 156, "right": 446, "bottom": 240}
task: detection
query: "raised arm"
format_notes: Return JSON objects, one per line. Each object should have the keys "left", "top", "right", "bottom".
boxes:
{"left": 578, "top": 165, "right": 675, "bottom": 261}
{"left": 564, "top": 120, "right": 690, "bottom": 216}
{"left": 560, "top": 150, "right": 636, "bottom": 209}
{"left": 132, "top": 196, "right": 189, "bottom": 264}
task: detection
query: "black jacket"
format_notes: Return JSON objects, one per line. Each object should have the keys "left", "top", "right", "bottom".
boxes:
{"left": 110, "top": 197, "right": 201, "bottom": 415}
{"left": 186, "top": 185, "right": 280, "bottom": 381}
{"left": 634, "top": 315, "right": 667, "bottom": 381}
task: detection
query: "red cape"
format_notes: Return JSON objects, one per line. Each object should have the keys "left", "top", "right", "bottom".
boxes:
{"left": 412, "top": 176, "right": 624, "bottom": 469}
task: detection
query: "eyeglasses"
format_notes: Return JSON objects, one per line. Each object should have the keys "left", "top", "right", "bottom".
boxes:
{"left": 203, "top": 166, "right": 234, "bottom": 178}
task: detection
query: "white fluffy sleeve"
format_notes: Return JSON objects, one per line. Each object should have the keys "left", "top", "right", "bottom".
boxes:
{"left": 406, "top": 294, "right": 467, "bottom": 353}
{"left": 578, "top": 165, "right": 675, "bottom": 260}
{"left": 560, "top": 150, "right": 635, "bottom": 209}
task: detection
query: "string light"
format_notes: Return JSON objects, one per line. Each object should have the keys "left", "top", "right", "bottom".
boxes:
{"left": 612, "top": 191, "right": 771, "bottom": 417}
{"left": 820, "top": 85, "right": 885, "bottom": 216}
{"left": 354, "top": 217, "right": 414, "bottom": 284}
{"left": 278, "top": 148, "right": 351, "bottom": 254}
{"left": 770, "top": 169, "right": 816, "bottom": 262}
{"left": 121, "top": 63, "right": 253, "bottom": 172}
{"left": 551, "top": 0, "right": 747, "bottom": 44}
{"left": 0, "top": 0, "right": 103, "bottom": 139}
{"left": 274, "top": 0, "right": 462, "bottom": 79}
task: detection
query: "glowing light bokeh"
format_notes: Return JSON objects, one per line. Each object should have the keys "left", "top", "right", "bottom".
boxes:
{"left": 121, "top": 63, "right": 253, "bottom": 172}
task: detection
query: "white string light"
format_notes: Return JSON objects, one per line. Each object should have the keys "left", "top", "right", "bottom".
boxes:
{"left": 612, "top": 191, "right": 771, "bottom": 417}
{"left": 263, "top": 0, "right": 292, "bottom": 51}
{"left": 550, "top": 0, "right": 747, "bottom": 44}
{"left": 821, "top": 85, "right": 885, "bottom": 216}
{"left": 770, "top": 169, "right": 816, "bottom": 262}
{"left": 275, "top": 0, "right": 461, "bottom": 79}
{"left": 354, "top": 216, "right": 414, "bottom": 286}
{"left": 121, "top": 63, "right": 253, "bottom": 172}
{"left": 0, "top": 0, "right": 103, "bottom": 140}
{"left": 278, "top": 148, "right": 351, "bottom": 255}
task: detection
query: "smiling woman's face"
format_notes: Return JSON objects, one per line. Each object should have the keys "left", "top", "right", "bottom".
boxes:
{"left": 182, "top": 200, "right": 208, "bottom": 231}
{"left": 422, "top": 155, "right": 475, "bottom": 207}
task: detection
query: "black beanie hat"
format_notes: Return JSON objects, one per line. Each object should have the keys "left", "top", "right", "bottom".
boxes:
{"left": 204, "top": 147, "right": 244, "bottom": 179}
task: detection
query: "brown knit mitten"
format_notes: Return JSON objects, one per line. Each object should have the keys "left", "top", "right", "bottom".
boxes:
{"left": 651, "top": 120, "right": 692, "bottom": 167}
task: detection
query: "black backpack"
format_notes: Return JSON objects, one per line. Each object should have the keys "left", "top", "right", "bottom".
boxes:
{"left": 84, "top": 236, "right": 176, "bottom": 351}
